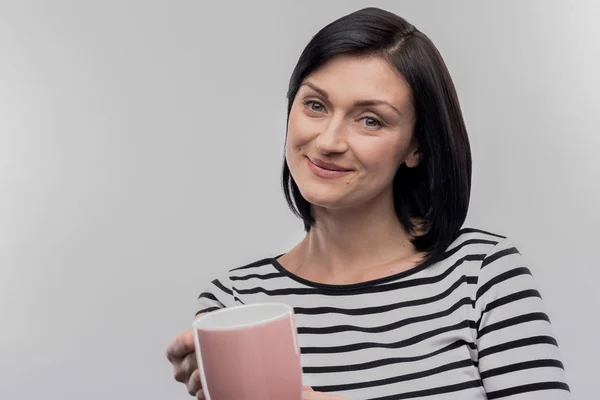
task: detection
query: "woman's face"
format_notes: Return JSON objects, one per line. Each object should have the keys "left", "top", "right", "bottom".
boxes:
{"left": 285, "top": 54, "right": 420, "bottom": 211}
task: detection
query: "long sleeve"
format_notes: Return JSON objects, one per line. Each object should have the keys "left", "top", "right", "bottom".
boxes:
{"left": 196, "top": 272, "right": 236, "bottom": 316}
{"left": 474, "top": 238, "right": 570, "bottom": 399}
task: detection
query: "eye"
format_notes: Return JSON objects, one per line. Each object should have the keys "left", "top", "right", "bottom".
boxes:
{"left": 360, "top": 116, "right": 383, "bottom": 129}
{"left": 304, "top": 100, "right": 326, "bottom": 113}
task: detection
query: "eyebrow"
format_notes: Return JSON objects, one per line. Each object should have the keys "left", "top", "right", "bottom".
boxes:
{"left": 300, "top": 81, "right": 403, "bottom": 117}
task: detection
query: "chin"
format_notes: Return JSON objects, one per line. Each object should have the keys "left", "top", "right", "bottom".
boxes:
{"left": 296, "top": 182, "right": 352, "bottom": 209}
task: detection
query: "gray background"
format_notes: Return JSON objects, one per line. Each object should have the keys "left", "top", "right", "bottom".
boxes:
{"left": 1, "top": 1, "right": 597, "bottom": 398}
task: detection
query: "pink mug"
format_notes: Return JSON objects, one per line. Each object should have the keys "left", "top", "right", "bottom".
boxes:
{"left": 192, "top": 302, "right": 303, "bottom": 400}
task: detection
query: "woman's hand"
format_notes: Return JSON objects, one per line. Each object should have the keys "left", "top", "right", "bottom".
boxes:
{"left": 166, "top": 329, "right": 204, "bottom": 399}
{"left": 166, "top": 332, "right": 344, "bottom": 400}
{"left": 303, "top": 386, "right": 350, "bottom": 399}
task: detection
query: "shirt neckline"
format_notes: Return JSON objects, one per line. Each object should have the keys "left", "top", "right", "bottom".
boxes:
{"left": 268, "top": 254, "right": 434, "bottom": 292}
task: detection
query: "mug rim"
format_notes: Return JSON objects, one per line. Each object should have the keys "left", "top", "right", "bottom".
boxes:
{"left": 192, "top": 302, "right": 295, "bottom": 331}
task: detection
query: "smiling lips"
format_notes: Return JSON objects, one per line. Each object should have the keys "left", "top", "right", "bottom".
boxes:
{"left": 306, "top": 156, "right": 353, "bottom": 179}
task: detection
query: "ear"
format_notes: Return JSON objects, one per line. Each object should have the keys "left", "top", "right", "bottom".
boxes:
{"left": 404, "top": 145, "right": 422, "bottom": 168}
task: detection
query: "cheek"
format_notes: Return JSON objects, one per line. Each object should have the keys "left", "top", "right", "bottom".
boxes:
{"left": 351, "top": 139, "right": 407, "bottom": 190}
{"left": 285, "top": 109, "right": 308, "bottom": 164}
{"left": 287, "top": 106, "right": 308, "bottom": 142}
{"left": 287, "top": 121, "right": 319, "bottom": 173}
{"left": 357, "top": 139, "right": 403, "bottom": 173}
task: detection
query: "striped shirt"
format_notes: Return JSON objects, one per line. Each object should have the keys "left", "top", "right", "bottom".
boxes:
{"left": 196, "top": 228, "right": 570, "bottom": 399}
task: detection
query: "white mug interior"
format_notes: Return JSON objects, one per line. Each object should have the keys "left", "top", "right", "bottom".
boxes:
{"left": 192, "top": 302, "right": 294, "bottom": 331}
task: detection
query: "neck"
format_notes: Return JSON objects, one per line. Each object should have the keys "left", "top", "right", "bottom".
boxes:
{"left": 297, "top": 190, "right": 419, "bottom": 277}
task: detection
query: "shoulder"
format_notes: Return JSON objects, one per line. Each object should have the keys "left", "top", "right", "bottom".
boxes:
{"left": 453, "top": 227, "right": 522, "bottom": 263}
{"left": 222, "top": 256, "right": 280, "bottom": 281}
{"left": 204, "top": 257, "right": 276, "bottom": 288}
{"left": 444, "top": 227, "right": 524, "bottom": 273}
{"left": 452, "top": 228, "right": 530, "bottom": 289}
{"left": 197, "top": 256, "right": 279, "bottom": 310}
{"left": 442, "top": 227, "right": 507, "bottom": 259}
{"left": 452, "top": 227, "right": 507, "bottom": 244}
{"left": 230, "top": 257, "right": 276, "bottom": 273}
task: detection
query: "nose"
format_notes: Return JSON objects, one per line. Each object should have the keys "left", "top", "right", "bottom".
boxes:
{"left": 314, "top": 115, "right": 349, "bottom": 155}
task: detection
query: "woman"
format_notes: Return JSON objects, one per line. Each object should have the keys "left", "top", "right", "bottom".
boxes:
{"left": 166, "top": 7, "right": 570, "bottom": 399}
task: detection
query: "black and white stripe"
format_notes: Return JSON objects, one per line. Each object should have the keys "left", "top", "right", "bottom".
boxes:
{"left": 197, "top": 228, "right": 570, "bottom": 399}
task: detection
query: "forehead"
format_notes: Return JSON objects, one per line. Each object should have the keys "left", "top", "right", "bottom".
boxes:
{"left": 302, "top": 54, "right": 412, "bottom": 107}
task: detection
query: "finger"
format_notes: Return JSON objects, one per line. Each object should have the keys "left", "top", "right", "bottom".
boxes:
{"left": 303, "top": 389, "right": 348, "bottom": 399}
{"left": 174, "top": 352, "right": 198, "bottom": 383}
{"left": 304, "top": 385, "right": 314, "bottom": 391}
{"left": 182, "top": 351, "right": 199, "bottom": 377}
{"left": 196, "top": 389, "right": 205, "bottom": 400}
{"left": 187, "top": 368, "right": 202, "bottom": 396}
{"left": 303, "top": 389, "right": 322, "bottom": 399}
{"left": 166, "top": 329, "right": 195, "bottom": 362}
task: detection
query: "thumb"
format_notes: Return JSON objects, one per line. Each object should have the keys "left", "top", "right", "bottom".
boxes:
{"left": 303, "top": 385, "right": 314, "bottom": 391}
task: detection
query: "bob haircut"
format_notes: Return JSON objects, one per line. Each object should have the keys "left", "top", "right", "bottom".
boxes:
{"left": 282, "top": 7, "right": 472, "bottom": 266}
